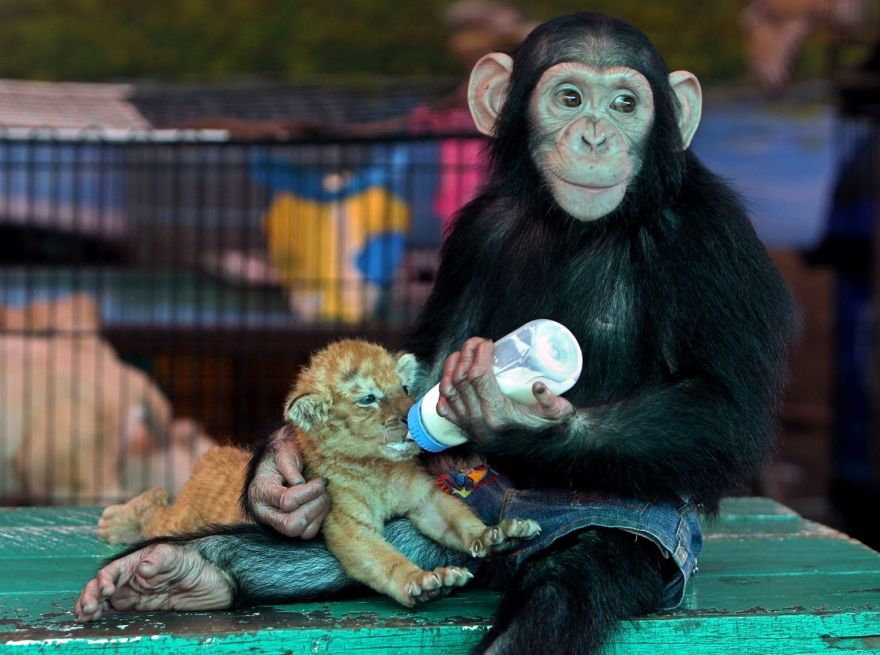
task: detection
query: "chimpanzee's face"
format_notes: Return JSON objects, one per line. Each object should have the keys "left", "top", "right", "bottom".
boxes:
{"left": 528, "top": 63, "right": 655, "bottom": 222}
{"left": 467, "top": 48, "right": 701, "bottom": 223}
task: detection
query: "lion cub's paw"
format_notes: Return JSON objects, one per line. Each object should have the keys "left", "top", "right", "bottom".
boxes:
{"left": 399, "top": 566, "right": 474, "bottom": 607}
{"left": 468, "top": 518, "right": 542, "bottom": 557}
{"left": 96, "top": 488, "right": 169, "bottom": 544}
{"left": 96, "top": 503, "right": 143, "bottom": 544}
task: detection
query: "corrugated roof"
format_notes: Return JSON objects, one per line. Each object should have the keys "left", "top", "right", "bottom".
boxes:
{"left": 0, "top": 79, "right": 150, "bottom": 130}
{"left": 0, "top": 78, "right": 453, "bottom": 132}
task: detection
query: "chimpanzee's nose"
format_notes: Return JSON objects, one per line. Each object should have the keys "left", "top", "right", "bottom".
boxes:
{"left": 581, "top": 124, "right": 609, "bottom": 151}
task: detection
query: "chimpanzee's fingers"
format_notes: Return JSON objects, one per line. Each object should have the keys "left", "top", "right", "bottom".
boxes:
{"left": 251, "top": 477, "right": 289, "bottom": 511}
{"left": 277, "top": 478, "right": 328, "bottom": 512}
{"left": 453, "top": 337, "right": 488, "bottom": 384}
{"left": 75, "top": 578, "right": 103, "bottom": 621}
{"left": 300, "top": 505, "right": 331, "bottom": 540}
{"left": 453, "top": 339, "right": 497, "bottom": 419}
{"left": 274, "top": 442, "right": 306, "bottom": 486}
{"left": 440, "top": 351, "right": 466, "bottom": 414}
{"left": 531, "top": 382, "right": 575, "bottom": 421}
{"left": 466, "top": 340, "right": 498, "bottom": 392}
{"left": 270, "top": 492, "right": 332, "bottom": 538}
{"left": 441, "top": 351, "right": 460, "bottom": 392}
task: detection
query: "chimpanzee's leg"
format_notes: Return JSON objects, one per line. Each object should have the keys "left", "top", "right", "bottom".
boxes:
{"left": 75, "top": 520, "right": 462, "bottom": 621}
{"left": 473, "top": 529, "right": 666, "bottom": 655}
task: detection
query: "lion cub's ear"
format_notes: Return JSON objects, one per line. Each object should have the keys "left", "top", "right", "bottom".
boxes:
{"left": 285, "top": 393, "right": 331, "bottom": 431}
{"left": 395, "top": 353, "right": 417, "bottom": 389}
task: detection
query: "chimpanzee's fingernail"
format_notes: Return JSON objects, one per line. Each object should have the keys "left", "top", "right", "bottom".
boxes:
{"left": 534, "top": 383, "right": 546, "bottom": 394}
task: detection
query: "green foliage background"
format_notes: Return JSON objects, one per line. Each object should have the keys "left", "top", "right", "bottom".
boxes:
{"left": 0, "top": 0, "right": 823, "bottom": 85}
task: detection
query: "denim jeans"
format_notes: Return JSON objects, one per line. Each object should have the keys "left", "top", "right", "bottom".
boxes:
{"left": 437, "top": 466, "right": 703, "bottom": 610}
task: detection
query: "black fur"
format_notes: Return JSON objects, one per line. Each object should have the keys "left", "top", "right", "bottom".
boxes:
{"left": 404, "top": 12, "right": 795, "bottom": 654}
{"left": 473, "top": 530, "right": 665, "bottom": 654}
{"left": 408, "top": 12, "right": 793, "bottom": 512}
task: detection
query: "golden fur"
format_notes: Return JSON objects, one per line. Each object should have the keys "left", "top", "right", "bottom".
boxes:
{"left": 97, "top": 445, "right": 251, "bottom": 544}
{"left": 99, "top": 339, "right": 539, "bottom": 606}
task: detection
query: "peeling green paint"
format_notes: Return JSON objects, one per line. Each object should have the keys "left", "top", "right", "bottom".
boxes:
{"left": 1, "top": 499, "right": 880, "bottom": 654}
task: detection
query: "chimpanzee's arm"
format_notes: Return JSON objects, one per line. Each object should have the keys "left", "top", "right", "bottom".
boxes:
{"left": 453, "top": 208, "right": 795, "bottom": 509}
{"left": 241, "top": 425, "right": 330, "bottom": 537}
{"left": 483, "top": 376, "right": 763, "bottom": 508}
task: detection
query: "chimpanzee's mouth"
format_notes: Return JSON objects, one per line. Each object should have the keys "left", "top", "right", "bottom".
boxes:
{"left": 556, "top": 176, "right": 623, "bottom": 192}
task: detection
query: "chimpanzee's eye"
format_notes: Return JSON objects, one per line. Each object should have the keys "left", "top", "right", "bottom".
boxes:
{"left": 557, "top": 89, "right": 582, "bottom": 108}
{"left": 610, "top": 94, "right": 637, "bottom": 113}
{"left": 356, "top": 394, "right": 377, "bottom": 407}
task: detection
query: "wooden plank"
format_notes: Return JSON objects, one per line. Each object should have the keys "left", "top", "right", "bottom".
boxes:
{"left": 713, "top": 496, "right": 801, "bottom": 520}
{"left": 3, "top": 552, "right": 879, "bottom": 615}
{"left": 680, "top": 570, "right": 880, "bottom": 612}
{"left": 696, "top": 535, "right": 880, "bottom": 577}
{"left": 0, "top": 559, "right": 115, "bottom": 595}
{"left": 1, "top": 498, "right": 879, "bottom": 654}
{"left": 703, "top": 518, "right": 838, "bottom": 539}
{"left": 0, "top": 528, "right": 119, "bottom": 561}
{"left": 0, "top": 508, "right": 102, "bottom": 529}
{"left": 5, "top": 516, "right": 867, "bottom": 596}
{"left": 0, "top": 594, "right": 878, "bottom": 654}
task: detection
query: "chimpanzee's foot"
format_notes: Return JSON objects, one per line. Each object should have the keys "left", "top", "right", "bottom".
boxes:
{"left": 74, "top": 542, "right": 234, "bottom": 621}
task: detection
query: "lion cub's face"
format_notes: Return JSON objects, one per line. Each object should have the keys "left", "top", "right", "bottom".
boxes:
{"left": 284, "top": 340, "right": 420, "bottom": 462}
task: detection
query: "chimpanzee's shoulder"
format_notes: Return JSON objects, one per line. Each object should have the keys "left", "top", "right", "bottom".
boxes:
{"left": 444, "top": 190, "right": 516, "bottom": 246}
{"left": 664, "top": 157, "right": 760, "bottom": 248}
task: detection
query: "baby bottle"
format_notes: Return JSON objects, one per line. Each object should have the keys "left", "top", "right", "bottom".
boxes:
{"left": 406, "top": 319, "right": 583, "bottom": 453}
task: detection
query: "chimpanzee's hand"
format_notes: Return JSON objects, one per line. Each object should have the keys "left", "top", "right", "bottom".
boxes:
{"left": 247, "top": 434, "right": 330, "bottom": 539}
{"left": 436, "top": 337, "right": 575, "bottom": 449}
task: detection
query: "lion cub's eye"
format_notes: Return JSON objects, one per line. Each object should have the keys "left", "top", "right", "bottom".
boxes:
{"left": 356, "top": 394, "right": 377, "bottom": 407}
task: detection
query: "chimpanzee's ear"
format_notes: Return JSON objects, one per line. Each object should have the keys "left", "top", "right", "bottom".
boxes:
{"left": 468, "top": 52, "right": 514, "bottom": 137}
{"left": 668, "top": 71, "right": 702, "bottom": 150}
{"left": 285, "top": 393, "right": 331, "bottom": 431}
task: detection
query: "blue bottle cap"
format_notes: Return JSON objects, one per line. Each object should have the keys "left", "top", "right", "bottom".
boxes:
{"left": 406, "top": 398, "right": 450, "bottom": 453}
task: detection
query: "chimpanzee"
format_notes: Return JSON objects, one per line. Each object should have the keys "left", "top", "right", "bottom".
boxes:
{"left": 75, "top": 13, "right": 794, "bottom": 655}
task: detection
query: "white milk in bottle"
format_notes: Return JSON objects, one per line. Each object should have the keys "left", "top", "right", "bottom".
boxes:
{"left": 406, "top": 319, "right": 583, "bottom": 452}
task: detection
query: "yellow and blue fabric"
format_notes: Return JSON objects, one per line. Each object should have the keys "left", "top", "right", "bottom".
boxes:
{"left": 251, "top": 147, "right": 412, "bottom": 323}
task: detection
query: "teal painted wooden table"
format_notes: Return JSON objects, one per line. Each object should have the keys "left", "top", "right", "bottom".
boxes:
{"left": 1, "top": 498, "right": 878, "bottom": 654}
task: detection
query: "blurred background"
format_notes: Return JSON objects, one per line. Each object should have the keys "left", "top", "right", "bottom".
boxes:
{"left": 0, "top": 0, "right": 877, "bottom": 548}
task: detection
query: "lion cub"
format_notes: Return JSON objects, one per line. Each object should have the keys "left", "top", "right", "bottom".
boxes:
{"left": 98, "top": 339, "right": 540, "bottom": 607}
{"left": 96, "top": 445, "right": 252, "bottom": 545}
{"left": 284, "top": 339, "right": 540, "bottom": 606}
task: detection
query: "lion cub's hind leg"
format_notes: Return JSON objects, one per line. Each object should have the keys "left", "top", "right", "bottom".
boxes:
{"left": 468, "top": 518, "right": 542, "bottom": 557}
{"left": 406, "top": 482, "right": 541, "bottom": 558}
{"left": 323, "top": 508, "right": 473, "bottom": 608}
{"left": 97, "top": 487, "right": 169, "bottom": 544}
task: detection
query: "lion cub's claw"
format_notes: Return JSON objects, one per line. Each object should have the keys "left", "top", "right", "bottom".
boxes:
{"left": 469, "top": 518, "right": 542, "bottom": 557}
{"left": 399, "top": 566, "right": 474, "bottom": 607}
{"left": 96, "top": 503, "right": 142, "bottom": 544}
